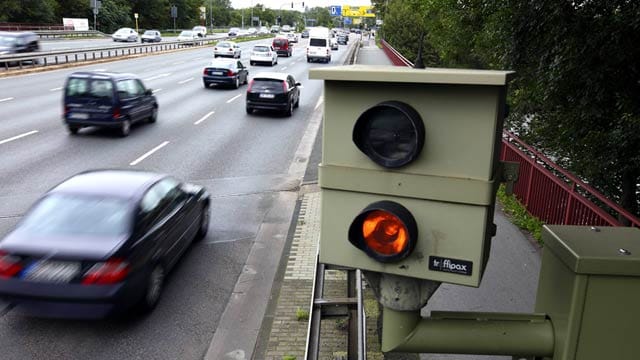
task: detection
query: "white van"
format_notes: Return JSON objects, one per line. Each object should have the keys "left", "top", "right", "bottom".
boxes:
{"left": 306, "top": 27, "right": 331, "bottom": 63}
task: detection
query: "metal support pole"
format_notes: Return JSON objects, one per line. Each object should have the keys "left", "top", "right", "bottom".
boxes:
{"left": 381, "top": 308, "right": 554, "bottom": 357}
{"left": 347, "top": 271, "right": 357, "bottom": 360}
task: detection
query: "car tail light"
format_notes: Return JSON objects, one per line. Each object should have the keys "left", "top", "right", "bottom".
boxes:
{"left": 227, "top": 69, "right": 235, "bottom": 76}
{"left": 0, "top": 250, "right": 22, "bottom": 279}
{"left": 203, "top": 68, "right": 208, "bottom": 75}
{"left": 63, "top": 105, "right": 69, "bottom": 117}
{"left": 282, "top": 81, "right": 288, "bottom": 92}
{"left": 247, "top": 79, "right": 255, "bottom": 92}
{"left": 82, "top": 258, "right": 130, "bottom": 285}
{"left": 113, "top": 107, "right": 121, "bottom": 119}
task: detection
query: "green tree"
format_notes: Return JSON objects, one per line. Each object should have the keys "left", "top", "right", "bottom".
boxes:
{"left": 98, "top": 0, "right": 132, "bottom": 33}
{"left": 304, "top": 6, "right": 331, "bottom": 27}
{"left": 505, "top": 0, "right": 640, "bottom": 218}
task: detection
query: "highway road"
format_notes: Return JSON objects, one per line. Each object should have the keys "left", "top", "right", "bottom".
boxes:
{"left": 0, "top": 36, "right": 348, "bottom": 360}
{"left": 38, "top": 33, "right": 228, "bottom": 52}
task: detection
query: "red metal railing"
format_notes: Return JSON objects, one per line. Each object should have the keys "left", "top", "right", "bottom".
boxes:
{"left": 380, "top": 39, "right": 640, "bottom": 228}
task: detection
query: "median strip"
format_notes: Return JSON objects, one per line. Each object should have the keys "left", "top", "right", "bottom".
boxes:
{"left": 194, "top": 111, "right": 215, "bottom": 125}
{"left": 129, "top": 141, "right": 169, "bottom": 166}
{"left": 0, "top": 130, "right": 38, "bottom": 146}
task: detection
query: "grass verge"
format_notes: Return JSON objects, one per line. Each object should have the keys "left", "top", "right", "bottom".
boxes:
{"left": 496, "top": 184, "right": 544, "bottom": 245}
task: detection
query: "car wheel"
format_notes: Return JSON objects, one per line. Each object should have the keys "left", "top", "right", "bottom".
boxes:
{"left": 120, "top": 119, "right": 131, "bottom": 137}
{"left": 294, "top": 96, "right": 300, "bottom": 108}
{"left": 203, "top": 82, "right": 209, "bottom": 89}
{"left": 307, "top": 58, "right": 311, "bottom": 63}
{"left": 246, "top": 106, "right": 253, "bottom": 115}
{"left": 214, "top": 54, "right": 218, "bottom": 58}
{"left": 67, "top": 126, "right": 79, "bottom": 135}
{"left": 285, "top": 100, "right": 293, "bottom": 117}
{"left": 195, "top": 203, "right": 210, "bottom": 241}
{"left": 137, "top": 264, "right": 165, "bottom": 313}
{"left": 250, "top": 61, "right": 254, "bottom": 66}
{"left": 148, "top": 106, "right": 158, "bottom": 123}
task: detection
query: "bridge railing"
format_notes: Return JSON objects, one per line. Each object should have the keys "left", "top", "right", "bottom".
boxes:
{"left": 380, "top": 39, "right": 640, "bottom": 228}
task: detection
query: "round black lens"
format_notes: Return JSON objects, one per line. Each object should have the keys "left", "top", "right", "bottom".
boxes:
{"left": 353, "top": 101, "right": 425, "bottom": 168}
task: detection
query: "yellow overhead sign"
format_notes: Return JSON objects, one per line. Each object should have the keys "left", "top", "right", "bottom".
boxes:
{"left": 342, "top": 5, "right": 375, "bottom": 17}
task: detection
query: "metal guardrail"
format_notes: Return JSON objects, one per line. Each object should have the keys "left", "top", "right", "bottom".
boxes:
{"left": 35, "top": 30, "right": 107, "bottom": 39}
{"left": 0, "top": 34, "right": 270, "bottom": 72}
{"left": 501, "top": 131, "right": 640, "bottom": 227}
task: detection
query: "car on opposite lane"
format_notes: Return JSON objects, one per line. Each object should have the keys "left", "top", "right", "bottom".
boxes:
{"left": 249, "top": 44, "right": 278, "bottom": 66}
{"left": 112, "top": 27, "right": 138, "bottom": 42}
{"left": 246, "top": 72, "right": 301, "bottom": 117}
{"left": 140, "top": 30, "right": 162, "bottom": 43}
{"left": 203, "top": 59, "right": 249, "bottom": 89}
{"left": 177, "top": 30, "right": 198, "bottom": 45}
{"left": 213, "top": 41, "right": 241, "bottom": 58}
{"left": 0, "top": 169, "right": 210, "bottom": 319}
{"left": 192, "top": 26, "right": 207, "bottom": 37}
{"left": 63, "top": 71, "right": 158, "bottom": 137}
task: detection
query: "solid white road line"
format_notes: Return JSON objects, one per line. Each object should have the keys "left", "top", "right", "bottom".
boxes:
{"left": 49, "top": 87, "right": 62, "bottom": 92}
{"left": 178, "top": 77, "right": 194, "bottom": 84}
{"left": 129, "top": 141, "right": 169, "bottom": 166}
{"left": 226, "top": 94, "right": 242, "bottom": 103}
{"left": 152, "top": 89, "right": 163, "bottom": 93}
{"left": 144, "top": 73, "right": 172, "bottom": 81}
{"left": 0, "top": 97, "right": 15, "bottom": 103}
{"left": 0, "top": 130, "right": 38, "bottom": 146}
{"left": 314, "top": 95, "right": 324, "bottom": 110}
{"left": 194, "top": 111, "right": 215, "bottom": 125}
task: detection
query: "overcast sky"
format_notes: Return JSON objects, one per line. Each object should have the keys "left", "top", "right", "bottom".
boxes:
{"left": 230, "top": 0, "right": 372, "bottom": 10}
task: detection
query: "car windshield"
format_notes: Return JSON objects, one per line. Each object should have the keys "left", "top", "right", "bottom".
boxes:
{"left": 115, "top": 29, "right": 130, "bottom": 34}
{"left": 253, "top": 46, "right": 269, "bottom": 52}
{"left": 310, "top": 38, "right": 327, "bottom": 47}
{"left": 217, "top": 42, "right": 231, "bottom": 48}
{"left": 18, "top": 193, "right": 131, "bottom": 236}
{"left": 66, "top": 78, "right": 114, "bottom": 99}
{"left": 180, "top": 31, "right": 192, "bottom": 36}
{"left": 143, "top": 31, "right": 156, "bottom": 35}
{"left": 251, "top": 79, "right": 284, "bottom": 92}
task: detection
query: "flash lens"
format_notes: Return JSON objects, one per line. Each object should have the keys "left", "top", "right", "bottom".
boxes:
{"left": 348, "top": 201, "right": 418, "bottom": 263}
{"left": 362, "top": 210, "right": 409, "bottom": 256}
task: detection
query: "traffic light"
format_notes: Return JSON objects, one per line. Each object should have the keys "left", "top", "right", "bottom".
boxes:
{"left": 309, "top": 66, "right": 513, "bottom": 287}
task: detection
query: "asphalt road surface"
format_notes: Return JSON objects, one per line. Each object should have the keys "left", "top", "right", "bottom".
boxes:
{"left": 0, "top": 36, "right": 349, "bottom": 360}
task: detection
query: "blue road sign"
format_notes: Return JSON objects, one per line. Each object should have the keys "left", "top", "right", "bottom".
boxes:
{"left": 330, "top": 5, "right": 342, "bottom": 17}
{"left": 344, "top": 17, "right": 352, "bottom": 25}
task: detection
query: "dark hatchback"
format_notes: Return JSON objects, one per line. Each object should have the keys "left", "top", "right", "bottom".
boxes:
{"left": 0, "top": 31, "right": 40, "bottom": 66}
{"left": 63, "top": 71, "right": 158, "bottom": 137}
{"left": 246, "top": 72, "right": 301, "bottom": 117}
{"left": 203, "top": 59, "right": 249, "bottom": 89}
{"left": 0, "top": 170, "right": 210, "bottom": 319}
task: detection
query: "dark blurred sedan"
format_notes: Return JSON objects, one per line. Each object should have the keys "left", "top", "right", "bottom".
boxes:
{"left": 203, "top": 59, "right": 249, "bottom": 89}
{"left": 0, "top": 170, "right": 210, "bottom": 319}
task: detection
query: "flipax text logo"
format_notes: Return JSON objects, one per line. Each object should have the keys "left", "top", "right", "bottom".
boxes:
{"left": 428, "top": 256, "right": 473, "bottom": 276}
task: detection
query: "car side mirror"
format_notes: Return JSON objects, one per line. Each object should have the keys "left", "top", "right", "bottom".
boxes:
{"left": 145, "top": 89, "right": 153, "bottom": 96}
{"left": 295, "top": 82, "right": 302, "bottom": 88}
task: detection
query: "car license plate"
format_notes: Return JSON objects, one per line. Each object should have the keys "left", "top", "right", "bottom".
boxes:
{"left": 70, "top": 113, "right": 89, "bottom": 120}
{"left": 23, "top": 260, "right": 80, "bottom": 283}
{"left": 212, "top": 71, "right": 224, "bottom": 76}
{"left": 259, "top": 93, "right": 275, "bottom": 99}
